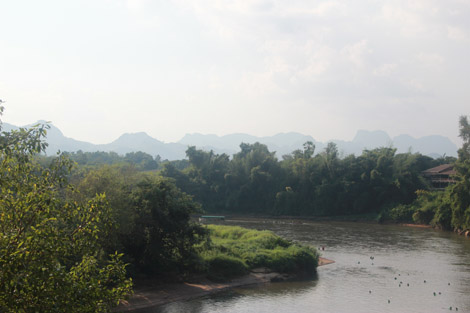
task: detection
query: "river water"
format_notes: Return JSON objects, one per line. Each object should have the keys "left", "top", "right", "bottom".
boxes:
{"left": 150, "top": 219, "right": 470, "bottom": 313}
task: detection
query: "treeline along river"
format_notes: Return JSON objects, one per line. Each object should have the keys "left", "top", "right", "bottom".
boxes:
{"left": 146, "top": 219, "right": 470, "bottom": 313}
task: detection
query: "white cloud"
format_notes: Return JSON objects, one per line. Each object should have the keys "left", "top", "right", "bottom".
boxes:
{"left": 447, "top": 25, "right": 468, "bottom": 42}
{"left": 406, "top": 79, "right": 426, "bottom": 92}
{"left": 175, "top": 0, "right": 347, "bottom": 18}
{"left": 341, "top": 40, "right": 371, "bottom": 68}
{"left": 126, "top": 0, "right": 147, "bottom": 11}
{"left": 381, "top": 4, "right": 426, "bottom": 36}
{"left": 276, "top": 1, "right": 347, "bottom": 18}
{"left": 299, "top": 46, "right": 334, "bottom": 77}
{"left": 373, "top": 63, "right": 398, "bottom": 77}
{"left": 310, "top": 1, "right": 347, "bottom": 17}
{"left": 416, "top": 53, "right": 445, "bottom": 68}
{"left": 239, "top": 70, "right": 281, "bottom": 96}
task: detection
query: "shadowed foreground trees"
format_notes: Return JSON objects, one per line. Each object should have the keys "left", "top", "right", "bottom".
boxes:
{"left": 74, "top": 165, "right": 207, "bottom": 279}
{"left": 0, "top": 107, "right": 210, "bottom": 311}
{"left": 0, "top": 112, "right": 132, "bottom": 312}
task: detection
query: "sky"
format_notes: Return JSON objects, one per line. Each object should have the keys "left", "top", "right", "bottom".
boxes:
{"left": 0, "top": 0, "right": 469, "bottom": 145}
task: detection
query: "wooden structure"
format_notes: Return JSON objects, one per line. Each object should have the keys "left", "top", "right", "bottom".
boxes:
{"left": 199, "top": 215, "right": 225, "bottom": 222}
{"left": 422, "top": 164, "right": 456, "bottom": 190}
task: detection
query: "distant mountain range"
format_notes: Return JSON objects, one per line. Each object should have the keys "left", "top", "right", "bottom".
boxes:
{"left": 1, "top": 121, "right": 458, "bottom": 160}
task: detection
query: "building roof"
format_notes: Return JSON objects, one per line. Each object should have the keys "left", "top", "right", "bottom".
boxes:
{"left": 422, "top": 164, "right": 455, "bottom": 175}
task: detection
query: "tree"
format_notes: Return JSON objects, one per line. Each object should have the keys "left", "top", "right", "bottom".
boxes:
{"left": 303, "top": 141, "right": 315, "bottom": 159}
{"left": 74, "top": 164, "right": 207, "bottom": 278}
{"left": 0, "top": 108, "right": 132, "bottom": 312}
{"left": 124, "top": 151, "right": 158, "bottom": 170}
{"left": 124, "top": 176, "right": 207, "bottom": 277}
{"left": 450, "top": 115, "right": 470, "bottom": 231}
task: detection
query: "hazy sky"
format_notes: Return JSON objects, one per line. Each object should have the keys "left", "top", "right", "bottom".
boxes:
{"left": 1, "top": 0, "right": 469, "bottom": 145}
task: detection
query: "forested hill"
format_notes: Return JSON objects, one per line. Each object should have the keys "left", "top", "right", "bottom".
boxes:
{"left": 2, "top": 121, "right": 458, "bottom": 159}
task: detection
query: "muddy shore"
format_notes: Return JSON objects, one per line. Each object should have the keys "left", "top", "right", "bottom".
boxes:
{"left": 116, "top": 257, "right": 334, "bottom": 312}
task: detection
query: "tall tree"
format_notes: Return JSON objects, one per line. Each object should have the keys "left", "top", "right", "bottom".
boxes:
{"left": 450, "top": 115, "right": 470, "bottom": 230}
{"left": 0, "top": 108, "right": 132, "bottom": 312}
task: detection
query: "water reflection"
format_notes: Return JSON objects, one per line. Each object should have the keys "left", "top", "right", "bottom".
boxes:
{"left": 144, "top": 220, "right": 470, "bottom": 313}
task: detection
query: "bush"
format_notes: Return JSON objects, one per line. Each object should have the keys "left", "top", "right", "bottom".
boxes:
{"left": 412, "top": 206, "right": 435, "bottom": 225}
{"left": 204, "top": 254, "right": 248, "bottom": 281}
{"left": 378, "top": 203, "right": 416, "bottom": 223}
{"left": 388, "top": 204, "right": 416, "bottom": 222}
{"left": 198, "top": 225, "right": 319, "bottom": 281}
{"left": 430, "top": 193, "right": 453, "bottom": 230}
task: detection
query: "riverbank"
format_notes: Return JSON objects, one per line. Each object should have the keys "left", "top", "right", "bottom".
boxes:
{"left": 198, "top": 213, "right": 380, "bottom": 223}
{"left": 116, "top": 257, "right": 334, "bottom": 312}
{"left": 220, "top": 216, "right": 470, "bottom": 238}
{"left": 400, "top": 223, "right": 432, "bottom": 228}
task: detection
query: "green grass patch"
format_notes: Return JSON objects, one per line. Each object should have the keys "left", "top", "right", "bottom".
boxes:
{"left": 197, "top": 225, "right": 319, "bottom": 281}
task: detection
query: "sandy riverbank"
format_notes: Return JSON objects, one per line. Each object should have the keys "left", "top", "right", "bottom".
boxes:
{"left": 116, "top": 257, "right": 334, "bottom": 312}
{"left": 400, "top": 223, "right": 432, "bottom": 228}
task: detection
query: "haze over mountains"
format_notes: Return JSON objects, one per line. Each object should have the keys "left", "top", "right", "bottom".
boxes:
{"left": 2, "top": 121, "right": 458, "bottom": 160}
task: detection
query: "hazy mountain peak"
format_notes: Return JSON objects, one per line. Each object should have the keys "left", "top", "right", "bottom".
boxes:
{"left": 392, "top": 134, "right": 457, "bottom": 156}
{"left": 266, "top": 132, "right": 316, "bottom": 146}
{"left": 116, "top": 132, "right": 155, "bottom": 140}
{"left": 111, "top": 132, "right": 164, "bottom": 148}
{"left": 0, "top": 121, "right": 458, "bottom": 159}
{"left": 353, "top": 130, "right": 392, "bottom": 146}
{"left": 179, "top": 133, "right": 221, "bottom": 144}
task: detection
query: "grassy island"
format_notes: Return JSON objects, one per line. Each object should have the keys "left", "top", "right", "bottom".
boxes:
{"left": 197, "top": 225, "right": 319, "bottom": 281}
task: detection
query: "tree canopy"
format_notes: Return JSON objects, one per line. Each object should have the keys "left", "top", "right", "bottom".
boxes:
{"left": 0, "top": 109, "right": 132, "bottom": 312}
{"left": 162, "top": 142, "right": 442, "bottom": 217}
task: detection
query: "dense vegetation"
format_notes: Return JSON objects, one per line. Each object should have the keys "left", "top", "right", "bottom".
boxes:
{"left": 161, "top": 142, "right": 448, "bottom": 217}
{"left": 198, "top": 225, "right": 319, "bottom": 281}
{"left": 0, "top": 108, "right": 206, "bottom": 311}
{"left": 157, "top": 118, "right": 470, "bottom": 233}
{"left": 2, "top": 100, "right": 469, "bottom": 312}
{"left": 382, "top": 116, "right": 470, "bottom": 232}
{"left": 0, "top": 107, "right": 319, "bottom": 312}
{"left": 0, "top": 115, "right": 132, "bottom": 312}
{"left": 70, "top": 165, "right": 206, "bottom": 279}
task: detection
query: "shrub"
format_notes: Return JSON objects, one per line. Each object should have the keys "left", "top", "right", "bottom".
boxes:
{"left": 204, "top": 254, "right": 248, "bottom": 281}
{"left": 412, "top": 206, "right": 435, "bottom": 225}
{"left": 198, "top": 225, "right": 319, "bottom": 281}
{"left": 388, "top": 204, "right": 415, "bottom": 222}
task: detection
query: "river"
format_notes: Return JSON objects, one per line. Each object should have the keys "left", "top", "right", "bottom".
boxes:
{"left": 147, "top": 219, "right": 470, "bottom": 313}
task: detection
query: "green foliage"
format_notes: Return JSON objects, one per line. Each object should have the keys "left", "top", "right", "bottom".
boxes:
{"left": 198, "top": 225, "right": 319, "bottom": 281}
{"left": 430, "top": 193, "right": 452, "bottom": 230}
{"left": 412, "top": 206, "right": 435, "bottom": 225}
{"left": 380, "top": 190, "right": 453, "bottom": 229}
{"left": 124, "top": 176, "right": 207, "bottom": 277}
{"left": 378, "top": 116, "right": 470, "bottom": 231}
{"left": 71, "top": 165, "right": 139, "bottom": 253}
{"left": 71, "top": 164, "right": 208, "bottom": 279}
{"left": 0, "top": 113, "right": 132, "bottom": 312}
{"left": 449, "top": 115, "right": 470, "bottom": 231}
{"left": 204, "top": 254, "right": 248, "bottom": 281}
{"left": 164, "top": 143, "right": 442, "bottom": 217}
{"left": 124, "top": 151, "right": 159, "bottom": 170}
{"left": 49, "top": 150, "right": 162, "bottom": 171}
{"left": 382, "top": 204, "right": 416, "bottom": 223}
